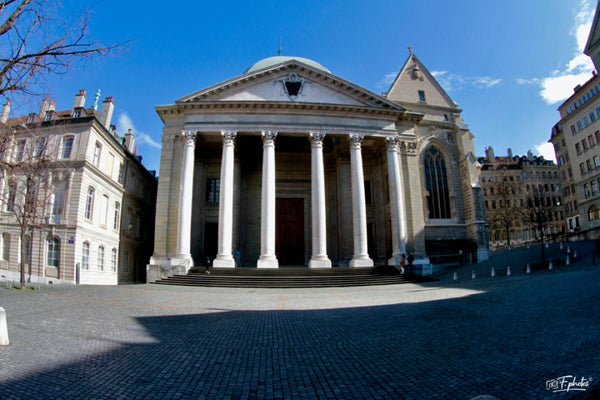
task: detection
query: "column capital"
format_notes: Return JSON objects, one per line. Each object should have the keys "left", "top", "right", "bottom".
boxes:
{"left": 349, "top": 133, "right": 365, "bottom": 148}
{"left": 386, "top": 136, "right": 401, "bottom": 151}
{"left": 309, "top": 132, "right": 326, "bottom": 147}
{"left": 221, "top": 130, "right": 237, "bottom": 145}
{"left": 262, "top": 130, "right": 277, "bottom": 142}
{"left": 181, "top": 130, "right": 196, "bottom": 146}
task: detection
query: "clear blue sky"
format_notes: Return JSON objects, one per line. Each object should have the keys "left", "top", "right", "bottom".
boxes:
{"left": 15, "top": 0, "right": 596, "bottom": 173}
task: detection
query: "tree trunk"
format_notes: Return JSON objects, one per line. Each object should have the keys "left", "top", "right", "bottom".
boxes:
{"left": 19, "top": 231, "right": 26, "bottom": 289}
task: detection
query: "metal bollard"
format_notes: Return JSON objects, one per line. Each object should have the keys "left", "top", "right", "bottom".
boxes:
{"left": 574, "top": 250, "right": 578, "bottom": 259}
{"left": 506, "top": 266, "right": 511, "bottom": 276}
{"left": 0, "top": 307, "right": 9, "bottom": 346}
{"left": 471, "top": 270, "right": 476, "bottom": 279}
{"left": 491, "top": 267, "right": 496, "bottom": 277}
{"left": 566, "top": 255, "right": 570, "bottom": 265}
{"left": 453, "top": 272, "right": 458, "bottom": 281}
{"left": 549, "top": 260, "right": 554, "bottom": 270}
{"left": 526, "top": 263, "right": 531, "bottom": 274}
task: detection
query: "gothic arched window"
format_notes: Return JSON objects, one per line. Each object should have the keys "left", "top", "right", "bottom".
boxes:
{"left": 423, "top": 146, "right": 451, "bottom": 219}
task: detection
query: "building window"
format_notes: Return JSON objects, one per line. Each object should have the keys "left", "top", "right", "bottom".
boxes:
{"left": 98, "top": 245, "right": 104, "bottom": 271}
{"left": 584, "top": 116, "right": 589, "bottom": 126}
{"left": 592, "top": 180, "right": 597, "bottom": 196}
{"left": 206, "top": 178, "right": 220, "bottom": 203}
{"left": 580, "top": 163, "right": 586, "bottom": 174}
{"left": 582, "top": 139, "right": 589, "bottom": 151}
{"left": 72, "top": 109, "right": 82, "bottom": 118}
{"left": 82, "top": 241, "right": 89, "bottom": 270}
{"left": 33, "top": 139, "right": 45, "bottom": 160}
{"left": 1, "top": 233, "right": 10, "bottom": 261}
{"left": 44, "top": 111, "right": 53, "bottom": 121}
{"left": 575, "top": 143, "right": 581, "bottom": 154}
{"left": 113, "top": 202, "right": 120, "bottom": 230}
{"left": 111, "top": 248, "right": 117, "bottom": 272}
{"left": 590, "top": 135, "right": 596, "bottom": 147}
{"left": 85, "top": 187, "right": 94, "bottom": 220}
{"left": 589, "top": 206, "right": 599, "bottom": 221}
{"left": 423, "top": 146, "right": 451, "bottom": 219}
{"left": 52, "top": 189, "right": 65, "bottom": 216}
{"left": 93, "top": 142, "right": 102, "bottom": 167}
{"left": 5, "top": 182, "right": 16, "bottom": 212}
{"left": 14, "top": 140, "right": 26, "bottom": 161}
{"left": 47, "top": 236, "right": 60, "bottom": 267}
{"left": 591, "top": 112, "right": 596, "bottom": 122}
{"left": 61, "top": 136, "right": 74, "bottom": 159}
{"left": 571, "top": 125, "right": 577, "bottom": 135}
{"left": 418, "top": 90, "right": 426, "bottom": 102}
{"left": 585, "top": 184, "right": 591, "bottom": 199}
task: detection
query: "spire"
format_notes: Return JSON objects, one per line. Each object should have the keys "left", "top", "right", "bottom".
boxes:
{"left": 408, "top": 45, "right": 413, "bottom": 55}
{"left": 92, "top": 89, "right": 101, "bottom": 110}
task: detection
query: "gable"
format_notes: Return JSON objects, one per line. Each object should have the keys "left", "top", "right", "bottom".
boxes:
{"left": 385, "top": 54, "right": 457, "bottom": 109}
{"left": 177, "top": 61, "right": 403, "bottom": 111}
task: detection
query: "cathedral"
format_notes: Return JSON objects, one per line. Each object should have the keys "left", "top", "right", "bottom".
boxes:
{"left": 147, "top": 51, "right": 489, "bottom": 281}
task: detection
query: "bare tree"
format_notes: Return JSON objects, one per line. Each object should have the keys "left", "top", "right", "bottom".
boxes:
{"left": 0, "top": 126, "right": 54, "bottom": 287}
{"left": 524, "top": 185, "right": 555, "bottom": 264}
{"left": 487, "top": 174, "right": 522, "bottom": 248}
{"left": 0, "top": 0, "right": 117, "bottom": 99}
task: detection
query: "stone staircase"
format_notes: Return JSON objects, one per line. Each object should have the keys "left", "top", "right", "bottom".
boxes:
{"left": 153, "top": 266, "right": 430, "bottom": 288}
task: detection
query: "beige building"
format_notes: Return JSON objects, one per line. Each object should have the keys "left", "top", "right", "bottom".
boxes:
{"left": 479, "top": 147, "right": 563, "bottom": 250}
{"left": 0, "top": 90, "right": 157, "bottom": 284}
{"left": 549, "top": 1, "right": 600, "bottom": 235}
{"left": 148, "top": 51, "right": 489, "bottom": 281}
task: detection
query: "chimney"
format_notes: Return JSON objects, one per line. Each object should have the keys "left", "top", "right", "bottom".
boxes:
{"left": 124, "top": 128, "right": 135, "bottom": 153}
{"left": 0, "top": 100, "right": 10, "bottom": 123}
{"left": 485, "top": 146, "right": 495, "bottom": 162}
{"left": 39, "top": 96, "right": 50, "bottom": 120}
{"left": 99, "top": 96, "right": 114, "bottom": 128}
{"left": 72, "top": 89, "right": 86, "bottom": 111}
{"left": 507, "top": 148, "right": 513, "bottom": 158}
{"left": 48, "top": 98, "right": 56, "bottom": 112}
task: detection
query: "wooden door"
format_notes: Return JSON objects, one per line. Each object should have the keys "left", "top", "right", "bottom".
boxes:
{"left": 276, "top": 198, "right": 305, "bottom": 265}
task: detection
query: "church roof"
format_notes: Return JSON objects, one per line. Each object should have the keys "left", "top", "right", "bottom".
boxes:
{"left": 245, "top": 56, "right": 330, "bottom": 74}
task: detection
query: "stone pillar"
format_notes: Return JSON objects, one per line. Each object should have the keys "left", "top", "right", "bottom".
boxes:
{"left": 309, "top": 132, "right": 331, "bottom": 268}
{"left": 213, "top": 131, "right": 236, "bottom": 268}
{"left": 386, "top": 136, "right": 407, "bottom": 266}
{"left": 174, "top": 130, "right": 195, "bottom": 267}
{"left": 257, "top": 130, "right": 278, "bottom": 268}
{"left": 349, "top": 134, "right": 373, "bottom": 267}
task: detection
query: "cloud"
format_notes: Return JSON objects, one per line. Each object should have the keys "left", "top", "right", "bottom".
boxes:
{"left": 430, "top": 70, "right": 501, "bottom": 91}
{"left": 522, "top": 0, "right": 596, "bottom": 104}
{"left": 535, "top": 142, "right": 557, "bottom": 163}
{"left": 473, "top": 76, "right": 502, "bottom": 88}
{"left": 379, "top": 71, "right": 398, "bottom": 87}
{"left": 117, "top": 112, "right": 161, "bottom": 150}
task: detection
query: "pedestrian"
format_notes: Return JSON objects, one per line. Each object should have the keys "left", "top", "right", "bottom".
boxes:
{"left": 205, "top": 255, "right": 212, "bottom": 274}
{"left": 400, "top": 254, "right": 406, "bottom": 273}
{"left": 594, "top": 235, "right": 600, "bottom": 264}
{"left": 407, "top": 252, "right": 414, "bottom": 275}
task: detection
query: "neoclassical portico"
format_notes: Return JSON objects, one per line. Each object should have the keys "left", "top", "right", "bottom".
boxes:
{"left": 147, "top": 55, "right": 457, "bottom": 282}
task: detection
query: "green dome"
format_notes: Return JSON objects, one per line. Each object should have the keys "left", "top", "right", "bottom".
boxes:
{"left": 245, "top": 56, "right": 330, "bottom": 74}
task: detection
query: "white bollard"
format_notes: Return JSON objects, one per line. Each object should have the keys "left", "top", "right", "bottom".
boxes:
{"left": 0, "top": 307, "right": 9, "bottom": 346}
{"left": 549, "top": 260, "right": 554, "bottom": 270}
{"left": 526, "top": 244, "right": 530, "bottom": 249}
{"left": 471, "top": 270, "right": 476, "bottom": 279}
{"left": 566, "top": 255, "right": 570, "bottom": 265}
{"left": 453, "top": 272, "right": 458, "bottom": 281}
{"left": 574, "top": 250, "right": 578, "bottom": 259}
{"left": 491, "top": 267, "right": 496, "bottom": 277}
{"left": 506, "top": 266, "right": 511, "bottom": 276}
{"left": 560, "top": 242, "right": 563, "bottom": 250}
{"left": 545, "top": 243, "right": 549, "bottom": 248}
{"left": 567, "top": 246, "right": 571, "bottom": 253}
{"left": 526, "top": 263, "right": 531, "bottom": 274}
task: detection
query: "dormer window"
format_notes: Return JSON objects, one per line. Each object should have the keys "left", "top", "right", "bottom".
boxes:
{"left": 73, "top": 108, "right": 82, "bottom": 118}
{"left": 27, "top": 113, "right": 35, "bottom": 123}
{"left": 44, "top": 111, "right": 53, "bottom": 121}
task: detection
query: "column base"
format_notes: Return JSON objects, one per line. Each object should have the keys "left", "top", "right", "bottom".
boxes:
{"left": 309, "top": 257, "right": 332, "bottom": 268}
{"left": 147, "top": 256, "right": 193, "bottom": 283}
{"left": 349, "top": 257, "right": 373, "bottom": 267}
{"left": 257, "top": 256, "right": 279, "bottom": 268}
{"left": 213, "top": 256, "right": 235, "bottom": 268}
{"left": 387, "top": 255, "right": 404, "bottom": 267}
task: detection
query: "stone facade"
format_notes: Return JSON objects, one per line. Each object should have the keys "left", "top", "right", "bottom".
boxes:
{"left": 148, "top": 52, "right": 489, "bottom": 280}
{"left": 0, "top": 91, "right": 156, "bottom": 284}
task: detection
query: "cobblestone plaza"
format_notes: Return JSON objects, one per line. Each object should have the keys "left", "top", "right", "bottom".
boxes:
{"left": 0, "top": 243, "right": 599, "bottom": 399}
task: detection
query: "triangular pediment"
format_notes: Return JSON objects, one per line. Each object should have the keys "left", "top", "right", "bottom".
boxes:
{"left": 177, "top": 60, "right": 404, "bottom": 111}
{"left": 386, "top": 53, "right": 457, "bottom": 109}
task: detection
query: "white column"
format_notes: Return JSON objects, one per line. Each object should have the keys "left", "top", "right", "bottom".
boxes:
{"left": 257, "top": 130, "right": 278, "bottom": 268}
{"left": 174, "top": 130, "right": 195, "bottom": 267}
{"left": 213, "top": 131, "right": 236, "bottom": 268}
{"left": 309, "top": 132, "right": 331, "bottom": 268}
{"left": 386, "top": 136, "right": 407, "bottom": 266}
{"left": 349, "top": 134, "right": 373, "bottom": 267}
